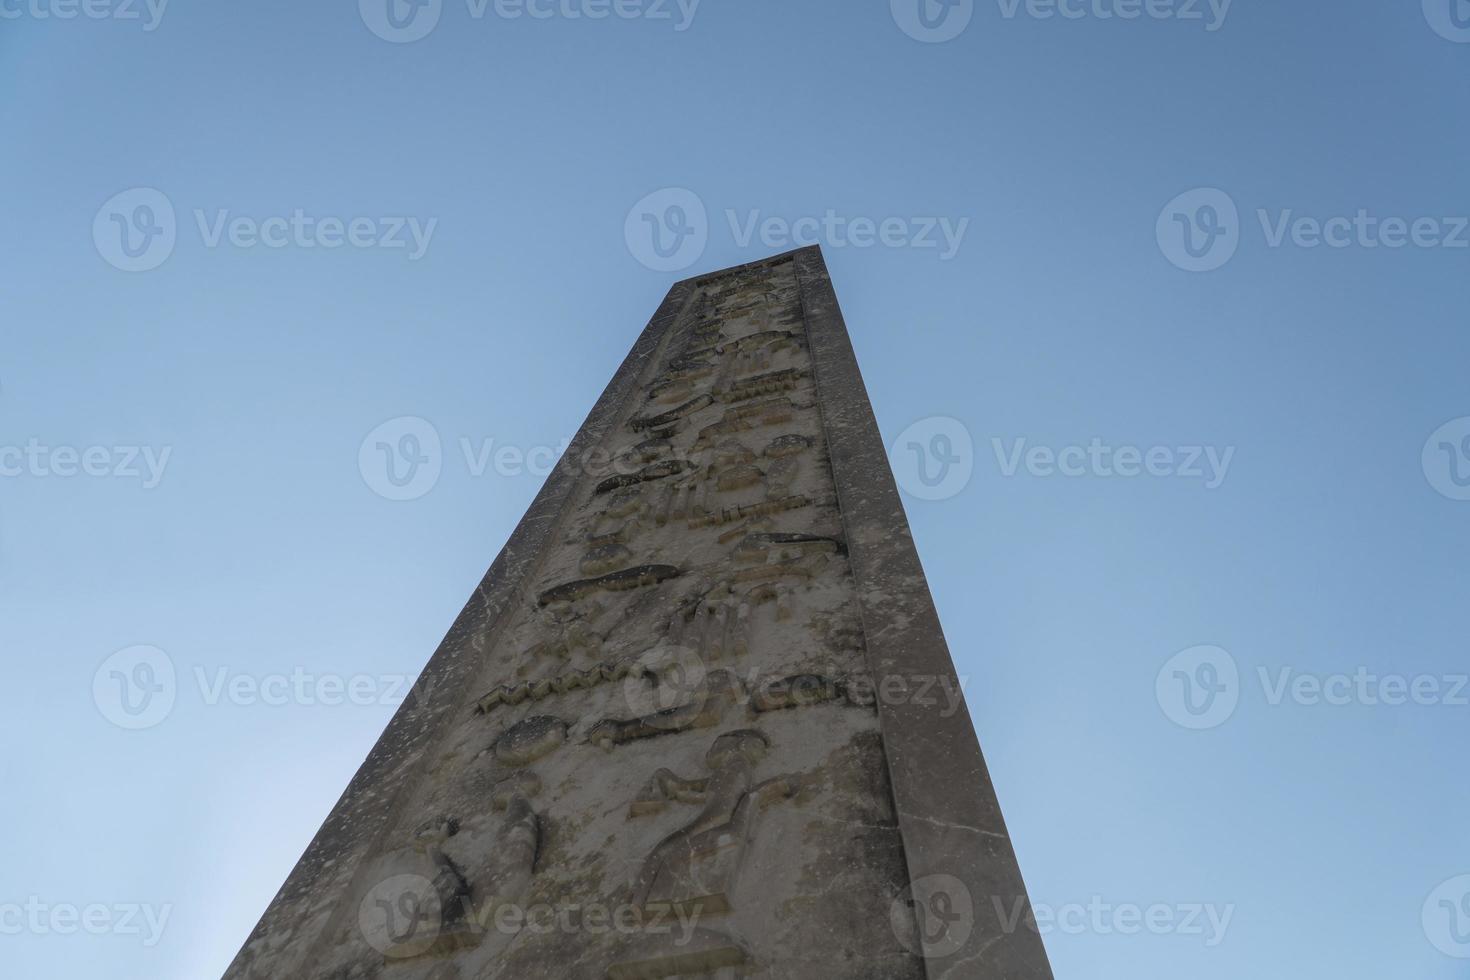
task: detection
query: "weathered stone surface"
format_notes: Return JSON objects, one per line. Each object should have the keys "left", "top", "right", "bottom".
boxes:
{"left": 222, "top": 247, "right": 1051, "bottom": 980}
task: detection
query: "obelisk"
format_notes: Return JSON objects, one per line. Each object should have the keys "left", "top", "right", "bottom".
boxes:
{"left": 223, "top": 246, "right": 1052, "bottom": 980}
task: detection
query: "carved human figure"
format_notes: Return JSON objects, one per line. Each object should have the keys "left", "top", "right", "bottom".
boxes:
{"left": 628, "top": 729, "right": 796, "bottom": 916}
{"left": 411, "top": 817, "right": 473, "bottom": 931}
{"left": 476, "top": 772, "right": 541, "bottom": 916}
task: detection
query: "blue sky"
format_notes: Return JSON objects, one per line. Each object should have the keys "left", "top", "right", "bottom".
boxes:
{"left": 2, "top": 1, "right": 1469, "bottom": 977}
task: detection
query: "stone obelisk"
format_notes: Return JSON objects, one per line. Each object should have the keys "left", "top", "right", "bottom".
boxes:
{"left": 223, "top": 246, "right": 1053, "bottom": 980}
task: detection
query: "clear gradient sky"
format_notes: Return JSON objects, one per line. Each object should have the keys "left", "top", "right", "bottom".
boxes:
{"left": 3, "top": 1, "right": 1469, "bottom": 978}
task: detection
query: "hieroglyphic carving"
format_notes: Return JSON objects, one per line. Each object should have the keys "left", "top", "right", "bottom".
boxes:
{"left": 473, "top": 657, "right": 645, "bottom": 716}
{"left": 488, "top": 715, "right": 568, "bottom": 766}
{"left": 585, "top": 667, "right": 874, "bottom": 749}
{"left": 537, "top": 564, "right": 681, "bottom": 606}
{"left": 627, "top": 730, "right": 796, "bottom": 914}
{"left": 474, "top": 773, "right": 541, "bottom": 918}
{"left": 692, "top": 397, "right": 803, "bottom": 448}
{"left": 604, "top": 731, "right": 797, "bottom": 980}
{"left": 594, "top": 460, "right": 696, "bottom": 495}
{"left": 364, "top": 723, "right": 558, "bottom": 965}
{"left": 413, "top": 817, "right": 473, "bottom": 928}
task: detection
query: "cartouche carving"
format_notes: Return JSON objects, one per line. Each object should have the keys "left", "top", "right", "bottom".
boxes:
{"left": 630, "top": 394, "right": 715, "bottom": 433}
{"left": 581, "top": 542, "right": 635, "bottom": 576}
{"left": 537, "top": 564, "right": 681, "bottom": 606}
{"left": 587, "top": 664, "right": 873, "bottom": 750}
{"left": 763, "top": 433, "right": 811, "bottom": 458}
{"left": 490, "top": 715, "right": 567, "bottom": 766}
{"left": 692, "top": 398, "right": 799, "bottom": 447}
{"left": 688, "top": 494, "right": 812, "bottom": 529}
{"left": 473, "top": 656, "right": 645, "bottom": 716}
{"left": 594, "top": 460, "right": 695, "bottom": 496}
{"left": 719, "top": 367, "right": 807, "bottom": 404}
